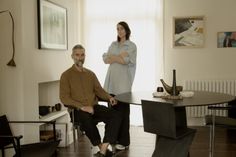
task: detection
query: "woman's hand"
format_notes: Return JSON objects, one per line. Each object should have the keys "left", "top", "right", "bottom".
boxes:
{"left": 119, "top": 51, "right": 128, "bottom": 58}
{"left": 106, "top": 54, "right": 126, "bottom": 64}
{"left": 104, "top": 55, "right": 114, "bottom": 64}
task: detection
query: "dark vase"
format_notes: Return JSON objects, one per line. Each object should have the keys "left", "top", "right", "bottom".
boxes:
{"left": 172, "top": 69, "right": 177, "bottom": 96}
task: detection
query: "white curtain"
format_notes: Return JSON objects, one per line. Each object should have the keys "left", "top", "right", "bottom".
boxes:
{"left": 81, "top": 0, "right": 163, "bottom": 125}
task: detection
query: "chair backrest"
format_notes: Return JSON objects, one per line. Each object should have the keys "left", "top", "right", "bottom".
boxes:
{"left": 141, "top": 100, "right": 177, "bottom": 138}
{"left": 228, "top": 98, "right": 236, "bottom": 119}
{"left": 0, "top": 115, "right": 16, "bottom": 149}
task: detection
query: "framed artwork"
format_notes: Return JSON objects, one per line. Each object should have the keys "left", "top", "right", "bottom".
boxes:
{"left": 37, "top": 0, "right": 68, "bottom": 50}
{"left": 217, "top": 32, "right": 236, "bottom": 48}
{"left": 173, "top": 16, "right": 204, "bottom": 48}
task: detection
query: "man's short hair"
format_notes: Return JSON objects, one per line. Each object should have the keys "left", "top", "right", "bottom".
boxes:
{"left": 72, "top": 44, "right": 85, "bottom": 53}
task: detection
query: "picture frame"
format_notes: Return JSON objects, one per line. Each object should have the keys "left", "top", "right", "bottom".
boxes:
{"left": 173, "top": 16, "right": 205, "bottom": 48}
{"left": 37, "top": 0, "right": 68, "bottom": 50}
{"left": 217, "top": 32, "right": 236, "bottom": 48}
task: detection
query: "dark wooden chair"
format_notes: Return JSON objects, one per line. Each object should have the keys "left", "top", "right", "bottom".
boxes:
{"left": 63, "top": 97, "right": 110, "bottom": 149}
{"left": 205, "top": 101, "right": 236, "bottom": 157}
{"left": 0, "top": 115, "right": 60, "bottom": 157}
{"left": 63, "top": 104, "right": 84, "bottom": 144}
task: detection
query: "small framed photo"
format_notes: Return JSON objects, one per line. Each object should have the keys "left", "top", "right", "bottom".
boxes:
{"left": 217, "top": 32, "right": 236, "bottom": 48}
{"left": 173, "top": 16, "right": 205, "bottom": 48}
{"left": 37, "top": 0, "right": 68, "bottom": 50}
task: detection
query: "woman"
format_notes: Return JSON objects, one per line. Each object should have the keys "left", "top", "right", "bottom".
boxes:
{"left": 103, "top": 21, "right": 137, "bottom": 151}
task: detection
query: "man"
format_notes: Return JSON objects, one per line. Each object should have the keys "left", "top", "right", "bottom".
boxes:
{"left": 60, "top": 44, "right": 121, "bottom": 157}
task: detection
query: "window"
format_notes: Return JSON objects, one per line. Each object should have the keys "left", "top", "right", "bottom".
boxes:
{"left": 81, "top": 0, "right": 163, "bottom": 125}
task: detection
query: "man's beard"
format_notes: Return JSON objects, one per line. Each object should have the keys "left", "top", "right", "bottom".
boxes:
{"left": 75, "top": 60, "right": 84, "bottom": 67}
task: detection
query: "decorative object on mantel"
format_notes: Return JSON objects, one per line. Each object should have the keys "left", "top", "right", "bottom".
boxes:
{"left": 160, "top": 69, "right": 183, "bottom": 95}
{"left": 39, "top": 103, "right": 62, "bottom": 117}
{"left": 39, "top": 106, "right": 51, "bottom": 116}
{"left": 54, "top": 103, "right": 62, "bottom": 111}
{"left": 0, "top": 10, "right": 16, "bottom": 67}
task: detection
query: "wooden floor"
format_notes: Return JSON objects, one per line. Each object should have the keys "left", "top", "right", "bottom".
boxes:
{"left": 57, "top": 126, "right": 236, "bottom": 157}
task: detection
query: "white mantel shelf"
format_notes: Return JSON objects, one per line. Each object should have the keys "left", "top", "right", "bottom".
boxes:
{"left": 39, "top": 109, "right": 69, "bottom": 147}
{"left": 39, "top": 109, "right": 68, "bottom": 121}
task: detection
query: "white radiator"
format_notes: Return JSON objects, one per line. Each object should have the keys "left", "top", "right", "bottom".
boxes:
{"left": 184, "top": 80, "right": 236, "bottom": 118}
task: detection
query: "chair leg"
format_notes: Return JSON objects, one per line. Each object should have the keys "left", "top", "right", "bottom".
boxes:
{"left": 1, "top": 149, "right": 5, "bottom": 157}
{"left": 73, "top": 125, "right": 76, "bottom": 143}
{"left": 212, "top": 111, "right": 216, "bottom": 157}
{"left": 72, "top": 125, "right": 82, "bottom": 151}
{"left": 209, "top": 125, "right": 213, "bottom": 157}
{"left": 71, "top": 110, "right": 77, "bottom": 151}
{"left": 76, "top": 125, "right": 81, "bottom": 139}
{"left": 15, "top": 138, "right": 21, "bottom": 157}
{"left": 53, "top": 149, "right": 58, "bottom": 157}
{"left": 209, "top": 111, "right": 216, "bottom": 157}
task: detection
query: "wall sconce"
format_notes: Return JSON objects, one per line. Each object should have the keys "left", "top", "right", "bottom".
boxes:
{"left": 0, "top": 10, "right": 16, "bottom": 67}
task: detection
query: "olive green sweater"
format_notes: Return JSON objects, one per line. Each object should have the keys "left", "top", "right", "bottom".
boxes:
{"left": 60, "top": 65, "right": 111, "bottom": 109}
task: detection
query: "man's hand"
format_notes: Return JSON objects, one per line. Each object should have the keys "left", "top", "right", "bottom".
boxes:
{"left": 80, "top": 106, "right": 94, "bottom": 114}
{"left": 109, "top": 97, "right": 117, "bottom": 106}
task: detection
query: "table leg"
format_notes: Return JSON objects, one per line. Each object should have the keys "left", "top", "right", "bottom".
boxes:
{"left": 152, "top": 130, "right": 196, "bottom": 157}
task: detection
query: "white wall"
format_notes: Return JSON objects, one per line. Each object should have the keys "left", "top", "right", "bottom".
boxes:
{"left": 164, "top": 0, "right": 236, "bottom": 86}
{"left": 0, "top": 0, "right": 79, "bottom": 144}
{"left": 1, "top": 0, "right": 236, "bottom": 146}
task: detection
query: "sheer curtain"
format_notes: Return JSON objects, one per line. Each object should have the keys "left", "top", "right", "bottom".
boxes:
{"left": 81, "top": 0, "right": 163, "bottom": 125}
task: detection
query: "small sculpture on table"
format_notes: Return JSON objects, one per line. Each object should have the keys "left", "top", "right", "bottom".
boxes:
{"left": 160, "top": 69, "right": 183, "bottom": 99}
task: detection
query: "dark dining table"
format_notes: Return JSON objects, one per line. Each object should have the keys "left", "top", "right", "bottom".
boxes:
{"left": 115, "top": 91, "right": 235, "bottom": 157}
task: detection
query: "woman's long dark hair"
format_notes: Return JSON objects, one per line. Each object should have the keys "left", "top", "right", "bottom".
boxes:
{"left": 117, "top": 21, "right": 131, "bottom": 42}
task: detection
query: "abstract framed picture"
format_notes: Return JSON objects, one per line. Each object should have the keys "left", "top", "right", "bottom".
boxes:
{"left": 37, "top": 0, "right": 68, "bottom": 50}
{"left": 173, "top": 16, "right": 204, "bottom": 48}
{"left": 217, "top": 32, "right": 236, "bottom": 48}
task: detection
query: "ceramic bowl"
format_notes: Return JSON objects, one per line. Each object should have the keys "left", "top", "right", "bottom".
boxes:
{"left": 179, "top": 91, "right": 194, "bottom": 97}
{"left": 152, "top": 92, "right": 167, "bottom": 97}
